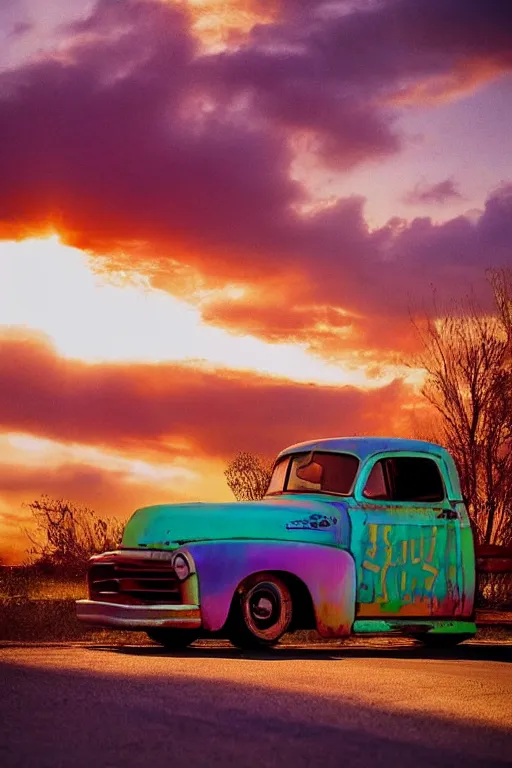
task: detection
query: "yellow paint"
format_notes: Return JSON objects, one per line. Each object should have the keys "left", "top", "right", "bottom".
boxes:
{"left": 359, "top": 523, "right": 443, "bottom": 614}
{"left": 411, "top": 537, "right": 423, "bottom": 564}
{"left": 426, "top": 526, "right": 437, "bottom": 562}
{"left": 377, "top": 525, "right": 393, "bottom": 604}
{"left": 422, "top": 562, "right": 439, "bottom": 591}
{"left": 363, "top": 560, "right": 381, "bottom": 573}
{"left": 366, "top": 523, "right": 378, "bottom": 558}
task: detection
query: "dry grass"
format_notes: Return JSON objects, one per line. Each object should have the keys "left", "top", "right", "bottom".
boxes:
{"left": 1, "top": 571, "right": 510, "bottom": 644}
{"left": 0, "top": 571, "right": 86, "bottom": 601}
{"left": 0, "top": 596, "right": 151, "bottom": 644}
{"left": 28, "top": 578, "right": 86, "bottom": 601}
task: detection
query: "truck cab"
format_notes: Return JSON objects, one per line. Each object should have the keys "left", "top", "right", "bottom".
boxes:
{"left": 76, "top": 437, "right": 478, "bottom": 649}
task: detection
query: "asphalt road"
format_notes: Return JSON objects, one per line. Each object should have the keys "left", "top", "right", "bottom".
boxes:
{"left": 1, "top": 642, "right": 511, "bottom": 768}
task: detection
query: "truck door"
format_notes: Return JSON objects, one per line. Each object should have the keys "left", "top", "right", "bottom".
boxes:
{"left": 349, "top": 452, "right": 463, "bottom": 618}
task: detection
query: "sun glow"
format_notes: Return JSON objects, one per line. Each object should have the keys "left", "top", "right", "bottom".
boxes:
{"left": 5, "top": 434, "right": 198, "bottom": 484}
{"left": 0, "top": 235, "right": 392, "bottom": 388}
{"left": 176, "top": 0, "right": 277, "bottom": 52}
{"left": 0, "top": 431, "right": 231, "bottom": 563}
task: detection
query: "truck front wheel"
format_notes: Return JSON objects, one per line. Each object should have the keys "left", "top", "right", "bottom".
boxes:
{"left": 228, "top": 572, "right": 293, "bottom": 650}
{"left": 146, "top": 629, "right": 199, "bottom": 649}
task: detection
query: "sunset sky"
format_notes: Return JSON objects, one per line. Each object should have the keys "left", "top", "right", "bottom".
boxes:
{"left": 1, "top": 0, "right": 511, "bottom": 562}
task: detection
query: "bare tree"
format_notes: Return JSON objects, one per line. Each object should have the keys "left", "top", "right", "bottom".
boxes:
{"left": 412, "top": 272, "right": 512, "bottom": 546}
{"left": 225, "top": 452, "right": 273, "bottom": 501}
{"left": 25, "top": 495, "right": 125, "bottom": 575}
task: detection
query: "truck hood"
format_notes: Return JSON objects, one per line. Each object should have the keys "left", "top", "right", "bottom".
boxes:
{"left": 121, "top": 496, "right": 349, "bottom": 550}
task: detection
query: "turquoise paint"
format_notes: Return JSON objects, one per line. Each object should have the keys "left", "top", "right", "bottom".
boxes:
{"left": 349, "top": 507, "right": 463, "bottom": 616}
{"left": 353, "top": 619, "right": 477, "bottom": 634}
{"left": 87, "top": 437, "right": 478, "bottom": 642}
{"left": 121, "top": 496, "right": 350, "bottom": 551}
{"left": 427, "top": 621, "right": 477, "bottom": 634}
{"left": 278, "top": 438, "right": 464, "bottom": 501}
{"left": 352, "top": 620, "right": 399, "bottom": 634}
{"left": 457, "top": 504, "right": 476, "bottom": 616}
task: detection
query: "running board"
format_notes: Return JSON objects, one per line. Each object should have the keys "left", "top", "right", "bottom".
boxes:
{"left": 353, "top": 619, "right": 477, "bottom": 636}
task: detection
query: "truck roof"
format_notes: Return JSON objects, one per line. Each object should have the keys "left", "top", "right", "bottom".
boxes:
{"left": 276, "top": 436, "right": 463, "bottom": 501}
{"left": 278, "top": 436, "right": 446, "bottom": 459}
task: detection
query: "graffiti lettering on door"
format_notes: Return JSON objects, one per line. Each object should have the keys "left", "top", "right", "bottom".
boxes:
{"left": 359, "top": 523, "right": 443, "bottom": 611}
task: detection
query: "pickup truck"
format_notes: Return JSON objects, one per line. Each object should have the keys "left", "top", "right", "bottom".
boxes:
{"left": 76, "top": 437, "right": 511, "bottom": 649}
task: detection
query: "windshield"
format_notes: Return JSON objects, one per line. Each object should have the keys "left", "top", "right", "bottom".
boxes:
{"left": 266, "top": 451, "right": 359, "bottom": 497}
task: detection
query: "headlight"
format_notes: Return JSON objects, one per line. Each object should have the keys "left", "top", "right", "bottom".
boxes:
{"left": 173, "top": 553, "right": 190, "bottom": 581}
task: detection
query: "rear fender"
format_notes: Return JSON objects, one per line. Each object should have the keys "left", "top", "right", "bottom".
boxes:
{"left": 185, "top": 540, "right": 356, "bottom": 637}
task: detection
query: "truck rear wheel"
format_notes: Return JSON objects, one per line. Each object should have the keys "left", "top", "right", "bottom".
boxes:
{"left": 228, "top": 573, "right": 293, "bottom": 650}
{"left": 146, "top": 629, "right": 199, "bottom": 649}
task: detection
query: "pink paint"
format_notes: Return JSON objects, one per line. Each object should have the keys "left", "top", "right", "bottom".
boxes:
{"left": 187, "top": 540, "right": 356, "bottom": 636}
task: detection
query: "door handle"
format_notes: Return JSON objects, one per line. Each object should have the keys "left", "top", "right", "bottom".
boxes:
{"left": 437, "top": 508, "right": 458, "bottom": 520}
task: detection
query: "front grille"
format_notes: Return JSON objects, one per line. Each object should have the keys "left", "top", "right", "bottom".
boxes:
{"left": 88, "top": 559, "right": 181, "bottom": 605}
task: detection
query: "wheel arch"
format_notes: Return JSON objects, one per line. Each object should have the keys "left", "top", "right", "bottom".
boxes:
{"left": 186, "top": 540, "right": 356, "bottom": 637}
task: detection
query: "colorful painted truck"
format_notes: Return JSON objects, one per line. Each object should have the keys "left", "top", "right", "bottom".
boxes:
{"left": 76, "top": 437, "right": 511, "bottom": 649}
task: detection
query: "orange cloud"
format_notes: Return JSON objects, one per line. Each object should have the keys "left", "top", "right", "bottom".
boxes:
{"left": 0, "top": 329, "right": 428, "bottom": 563}
{"left": 182, "top": 0, "right": 278, "bottom": 51}
{"left": 0, "top": 457, "right": 226, "bottom": 564}
{"left": 390, "top": 57, "right": 508, "bottom": 106}
{"left": 0, "top": 331, "right": 422, "bottom": 461}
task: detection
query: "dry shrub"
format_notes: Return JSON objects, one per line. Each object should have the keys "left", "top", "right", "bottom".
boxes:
{"left": 225, "top": 452, "right": 273, "bottom": 501}
{"left": 25, "top": 495, "right": 125, "bottom": 577}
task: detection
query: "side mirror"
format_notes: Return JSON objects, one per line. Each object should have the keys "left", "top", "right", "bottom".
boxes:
{"left": 296, "top": 461, "right": 323, "bottom": 485}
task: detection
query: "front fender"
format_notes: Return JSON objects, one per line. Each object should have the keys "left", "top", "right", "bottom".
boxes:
{"left": 185, "top": 540, "right": 356, "bottom": 637}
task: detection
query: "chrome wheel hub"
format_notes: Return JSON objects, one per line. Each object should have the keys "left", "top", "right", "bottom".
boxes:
{"left": 252, "top": 596, "right": 273, "bottom": 620}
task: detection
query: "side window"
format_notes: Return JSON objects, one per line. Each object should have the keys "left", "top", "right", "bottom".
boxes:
{"left": 363, "top": 457, "right": 445, "bottom": 502}
{"left": 266, "top": 457, "right": 290, "bottom": 495}
{"left": 287, "top": 452, "right": 359, "bottom": 495}
{"left": 363, "top": 462, "right": 389, "bottom": 500}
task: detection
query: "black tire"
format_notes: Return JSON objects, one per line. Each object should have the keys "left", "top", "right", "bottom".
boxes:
{"left": 417, "top": 633, "right": 472, "bottom": 648}
{"left": 146, "top": 629, "right": 199, "bottom": 649}
{"left": 228, "top": 572, "right": 293, "bottom": 650}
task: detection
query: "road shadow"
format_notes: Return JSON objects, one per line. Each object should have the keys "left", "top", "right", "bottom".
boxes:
{"left": 1, "top": 651, "right": 511, "bottom": 768}
{"left": 86, "top": 640, "right": 512, "bottom": 663}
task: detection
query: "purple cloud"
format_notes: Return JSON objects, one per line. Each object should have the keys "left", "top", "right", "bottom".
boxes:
{"left": 9, "top": 20, "right": 32, "bottom": 38}
{"left": 404, "top": 179, "right": 463, "bottom": 205}
{"left": 0, "top": 0, "right": 511, "bottom": 361}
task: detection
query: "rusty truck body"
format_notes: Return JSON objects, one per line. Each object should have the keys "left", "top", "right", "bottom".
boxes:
{"left": 76, "top": 437, "right": 511, "bottom": 649}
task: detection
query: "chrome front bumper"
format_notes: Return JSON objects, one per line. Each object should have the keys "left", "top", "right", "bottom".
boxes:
{"left": 76, "top": 599, "right": 201, "bottom": 629}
